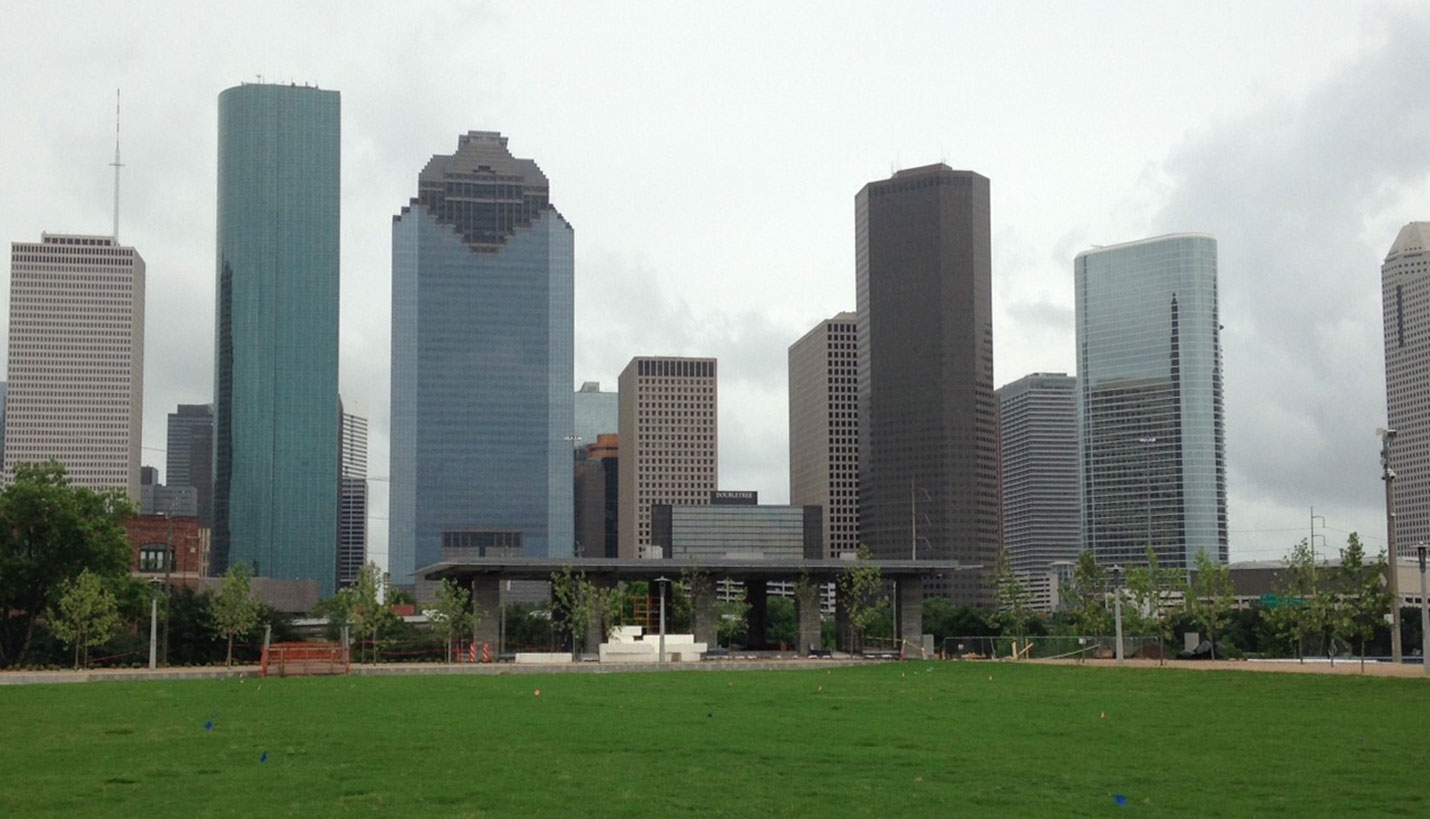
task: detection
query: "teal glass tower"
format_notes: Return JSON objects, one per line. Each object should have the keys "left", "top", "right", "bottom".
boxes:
{"left": 390, "top": 132, "right": 574, "bottom": 585}
{"left": 1075, "top": 234, "right": 1226, "bottom": 572}
{"left": 214, "top": 83, "right": 341, "bottom": 592}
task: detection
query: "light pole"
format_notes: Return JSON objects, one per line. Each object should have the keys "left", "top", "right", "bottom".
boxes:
{"left": 1111, "top": 565, "right": 1125, "bottom": 666}
{"left": 1380, "top": 428, "right": 1403, "bottom": 663}
{"left": 654, "top": 576, "right": 670, "bottom": 663}
{"left": 1138, "top": 436, "right": 1157, "bottom": 558}
{"left": 1418, "top": 545, "right": 1428, "bottom": 676}
{"left": 147, "top": 578, "right": 162, "bottom": 670}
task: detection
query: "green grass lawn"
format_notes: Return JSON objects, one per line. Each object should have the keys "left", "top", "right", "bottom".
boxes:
{"left": 1, "top": 663, "right": 1426, "bottom": 817}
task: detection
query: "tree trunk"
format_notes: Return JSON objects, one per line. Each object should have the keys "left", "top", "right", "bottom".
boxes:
{"left": 1360, "top": 637, "right": 1365, "bottom": 674}
{"left": 226, "top": 635, "right": 234, "bottom": 667}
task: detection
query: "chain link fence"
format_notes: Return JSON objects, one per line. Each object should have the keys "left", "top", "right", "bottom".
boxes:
{"left": 941, "top": 635, "right": 1166, "bottom": 661}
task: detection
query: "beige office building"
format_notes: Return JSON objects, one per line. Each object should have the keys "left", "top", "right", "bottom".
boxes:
{"left": 617, "top": 357, "right": 717, "bottom": 558}
{"left": 1383, "top": 222, "right": 1430, "bottom": 557}
{"left": 5, "top": 234, "right": 144, "bottom": 500}
{"left": 788, "top": 312, "right": 859, "bottom": 558}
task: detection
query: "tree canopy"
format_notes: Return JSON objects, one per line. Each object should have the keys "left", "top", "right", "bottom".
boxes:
{"left": 0, "top": 461, "right": 135, "bottom": 667}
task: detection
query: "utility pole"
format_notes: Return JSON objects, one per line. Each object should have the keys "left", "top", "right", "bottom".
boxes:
{"left": 1380, "top": 428, "right": 1403, "bottom": 664}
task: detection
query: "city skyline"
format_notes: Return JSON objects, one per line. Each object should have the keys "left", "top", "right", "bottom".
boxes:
{"left": 3, "top": 3, "right": 1428, "bottom": 570}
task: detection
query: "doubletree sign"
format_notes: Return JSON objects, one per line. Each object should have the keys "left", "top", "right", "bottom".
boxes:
{"left": 1259, "top": 594, "right": 1307, "bottom": 609}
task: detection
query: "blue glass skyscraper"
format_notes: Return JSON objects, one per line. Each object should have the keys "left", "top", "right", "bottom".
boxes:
{"left": 1075, "top": 234, "right": 1226, "bottom": 572}
{"left": 214, "top": 83, "right": 341, "bottom": 592}
{"left": 390, "top": 132, "right": 574, "bottom": 584}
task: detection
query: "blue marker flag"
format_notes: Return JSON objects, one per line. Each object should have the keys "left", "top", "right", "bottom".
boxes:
{"left": 1114, "top": 794, "right": 1128, "bottom": 806}
{"left": 204, "top": 721, "right": 213, "bottom": 731}
{"left": 260, "top": 751, "right": 268, "bottom": 763}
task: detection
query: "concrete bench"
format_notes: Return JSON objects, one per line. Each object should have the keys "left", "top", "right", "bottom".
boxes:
{"left": 513, "top": 652, "right": 571, "bottom": 664}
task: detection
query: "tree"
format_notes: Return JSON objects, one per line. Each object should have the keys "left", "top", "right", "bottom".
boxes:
{"left": 550, "top": 565, "right": 594, "bottom": 659}
{"left": 0, "top": 461, "right": 135, "bottom": 668}
{"left": 1266, "top": 539, "right": 1320, "bottom": 662}
{"left": 212, "top": 563, "right": 260, "bottom": 667}
{"left": 350, "top": 562, "right": 396, "bottom": 664}
{"left": 1061, "top": 551, "right": 1112, "bottom": 636}
{"left": 1183, "top": 551, "right": 1235, "bottom": 660}
{"left": 837, "top": 546, "right": 883, "bottom": 653}
{"left": 1125, "top": 547, "right": 1182, "bottom": 664}
{"left": 990, "top": 548, "right": 1036, "bottom": 642}
{"left": 49, "top": 569, "right": 121, "bottom": 669}
{"left": 427, "top": 578, "right": 477, "bottom": 663}
{"left": 719, "top": 589, "right": 754, "bottom": 649}
{"left": 1334, "top": 533, "right": 1392, "bottom": 672}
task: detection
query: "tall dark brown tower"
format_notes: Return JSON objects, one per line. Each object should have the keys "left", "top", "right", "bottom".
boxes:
{"left": 856, "top": 165, "right": 996, "bottom": 603}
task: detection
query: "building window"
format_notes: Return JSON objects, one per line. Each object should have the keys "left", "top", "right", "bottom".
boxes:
{"left": 139, "top": 544, "right": 173, "bottom": 573}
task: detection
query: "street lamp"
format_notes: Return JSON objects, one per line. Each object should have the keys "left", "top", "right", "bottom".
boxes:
{"left": 1138, "top": 437, "right": 1157, "bottom": 560}
{"left": 147, "top": 578, "right": 163, "bottom": 670}
{"left": 654, "top": 576, "right": 670, "bottom": 663}
{"left": 1110, "top": 565, "right": 1125, "bottom": 666}
{"left": 1380, "top": 427, "right": 1403, "bottom": 663}
{"left": 1418, "top": 544, "right": 1428, "bottom": 676}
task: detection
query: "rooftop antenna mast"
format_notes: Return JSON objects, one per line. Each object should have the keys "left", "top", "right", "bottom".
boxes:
{"left": 109, "top": 89, "right": 123, "bottom": 241}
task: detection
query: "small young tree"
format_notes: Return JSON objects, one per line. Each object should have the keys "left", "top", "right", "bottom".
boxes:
{"left": 990, "top": 548, "right": 1036, "bottom": 644}
{"left": 428, "top": 578, "right": 477, "bottom": 663}
{"left": 1335, "top": 533, "right": 1392, "bottom": 672}
{"left": 550, "top": 565, "right": 593, "bottom": 659}
{"left": 837, "top": 546, "right": 883, "bottom": 653}
{"left": 1062, "top": 551, "right": 1112, "bottom": 636}
{"left": 350, "top": 562, "right": 395, "bottom": 664}
{"left": 50, "top": 569, "right": 121, "bottom": 669}
{"left": 211, "top": 563, "right": 260, "bottom": 667}
{"left": 1267, "top": 539, "right": 1320, "bottom": 662}
{"left": 1183, "top": 551, "right": 1236, "bottom": 659}
{"left": 1125, "top": 547, "right": 1181, "bottom": 664}
{"left": 716, "top": 588, "right": 752, "bottom": 649}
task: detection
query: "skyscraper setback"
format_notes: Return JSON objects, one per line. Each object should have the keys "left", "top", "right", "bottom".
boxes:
{"left": 1075, "top": 234, "right": 1226, "bottom": 571}
{"left": 856, "top": 166, "right": 996, "bottom": 603}
{"left": 1382, "top": 222, "right": 1430, "bottom": 555}
{"left": 788, "top": 312, "right": 859, "bottom": 559}
{"left": 389, "top": 131, "right": 574, "bottom": 584}
{"left": 5, "top": 234, "right": 144, "bottom": 499}
{"left": 213, "top": 83, "right": 341, "bottom": 591}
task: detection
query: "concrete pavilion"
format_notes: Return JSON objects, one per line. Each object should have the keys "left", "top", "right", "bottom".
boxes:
{"left": 419, "top": 557, "right": 956, "bottom": 657}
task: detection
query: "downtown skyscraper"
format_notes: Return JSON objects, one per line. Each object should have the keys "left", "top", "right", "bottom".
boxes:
{"left": 1382, "top": 222, "right": 1430, "bottom": 556}
{"left": 617, "top": 357, "right": 718, "bottom": 559}
{"left": 856, "top": 166, "right": 997, "bottom": 603}
{"left": 213, "top": 83, "right": 340, "bottom": 591}
{"left": 389, "top": 132, "right": 574, "bottom": 584}
{"left": 5, "top": 234, "right": 144, "bottom": 500}
{"left": 996, "top": 373, "right": 1079, "bottom": 578}
{"left": 789, "top": 312, "right": 860, "bottom": 559}
{"left": 1075, "top": 234, "right": 1227, "bottom": 571}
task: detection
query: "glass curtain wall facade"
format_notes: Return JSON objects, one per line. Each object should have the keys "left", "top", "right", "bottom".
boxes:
{"left": 389, "top": 131, "right": 574, "bottom": 585}
{"left": 856, "top": 165, "right": 997, "bottom": 604}
{"left": 214, "top": 83, "right": 340, "bottom": 591}
{"left": 1075, "top": 234, "right": 1226, "bottom": 571}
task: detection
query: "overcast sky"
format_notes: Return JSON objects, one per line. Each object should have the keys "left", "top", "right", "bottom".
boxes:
{"left": 4, "top": 1, "right": 1428, "bottom": 570}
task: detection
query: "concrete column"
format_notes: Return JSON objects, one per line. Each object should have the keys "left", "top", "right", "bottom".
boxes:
{"left": 747, "top": 580, "right": 769, "bottom": 649}
{"left": 471, "top": 575, "right": 501, "bottom": 656}
{"left": 796, "top": 580, "right": 821, "bottom": 656}
{"left": 689, "top": 575, "right": 718, "bottom": 649}
{"left": 897, "top": 576, "right": 924, "bottom": 657}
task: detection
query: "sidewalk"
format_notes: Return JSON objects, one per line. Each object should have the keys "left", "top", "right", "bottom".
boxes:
{"left": 0, "top": 657, "right": 871, "bottom": 686}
